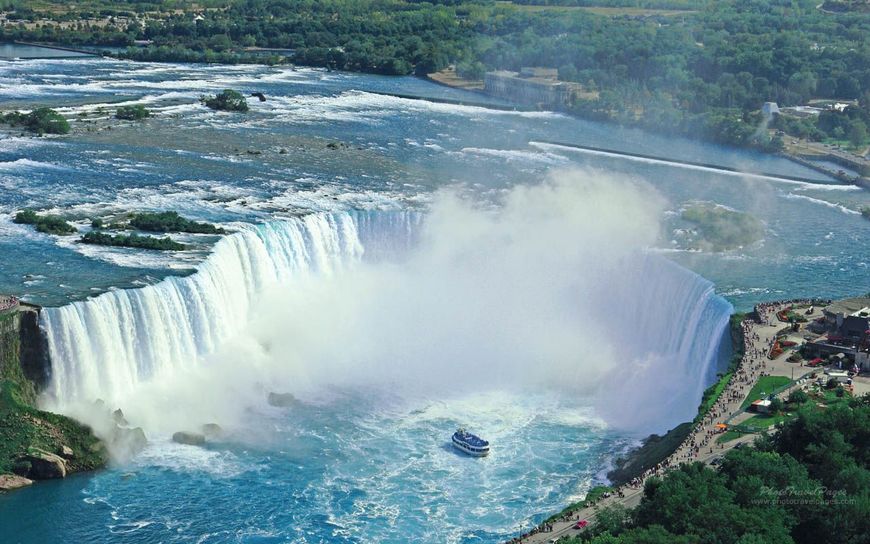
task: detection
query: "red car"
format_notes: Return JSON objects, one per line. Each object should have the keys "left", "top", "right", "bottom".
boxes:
{"left": 574, "top": 520, "right": 589, "bottom": 529}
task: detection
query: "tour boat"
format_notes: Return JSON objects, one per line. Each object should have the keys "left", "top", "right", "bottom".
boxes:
{"left": 452, "top": 428, "right": 490, "bottom": 457}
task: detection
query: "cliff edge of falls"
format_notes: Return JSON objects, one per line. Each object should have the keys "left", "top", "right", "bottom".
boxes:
{"left": 0, "top": 300, "right": 107, "bottom": 492}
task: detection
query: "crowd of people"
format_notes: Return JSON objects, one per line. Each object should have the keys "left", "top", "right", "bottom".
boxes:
{"left": 0, "top": 294, "right": 19, "bottom": 312}
{"left": 755, "top": 298, "right": 830, "bottom": 326}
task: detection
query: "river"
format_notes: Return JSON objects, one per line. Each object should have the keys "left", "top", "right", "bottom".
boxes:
{"left": 0, "top": 56, "right": 868, "bottom": 543}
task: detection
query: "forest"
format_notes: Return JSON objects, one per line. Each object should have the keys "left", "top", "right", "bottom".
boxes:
{"left": 1, "top": 0, "right": 869, "bottom": 149}
{"left": 562, "top": 396, "right": 870, "bottom": 544}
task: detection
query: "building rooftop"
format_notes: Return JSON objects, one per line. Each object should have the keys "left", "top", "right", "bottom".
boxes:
{"left": 825, "top": 297, "right": 870, "bottom": 317}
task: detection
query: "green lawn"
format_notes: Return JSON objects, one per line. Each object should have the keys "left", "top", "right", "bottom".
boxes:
{"left": 717, "top": 430, "right": 745, "bottom": 443}
{"left": 740, "top": 376, "right": 792, "bottom": 410}
{"left": 747, "top": 412, "right": 796, "bottom": 428}
{"left": 819, "top": 388, "right": 851, "bottom": 406}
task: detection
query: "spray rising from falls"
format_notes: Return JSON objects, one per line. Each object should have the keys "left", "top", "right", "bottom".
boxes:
{"left": 41, "top": 172, "right": 732, "bottom": 434}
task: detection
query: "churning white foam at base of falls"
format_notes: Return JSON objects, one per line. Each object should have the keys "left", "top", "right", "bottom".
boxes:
{"left": 40, "top": 172, "right": 732, "bottom": 435}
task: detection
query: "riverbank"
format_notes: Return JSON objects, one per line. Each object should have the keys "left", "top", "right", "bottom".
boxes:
{"left": 508, "top": 297, "right": 859, "bottom": 544}
{"left": 425, "top": 69, "right": 870, "bottom": 190}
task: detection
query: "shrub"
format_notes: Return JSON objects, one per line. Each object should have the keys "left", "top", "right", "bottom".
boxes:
{"left": 13, "top": 209, "right": 76, "bottom": 235}
{"left": 129, "top": 211, "right": 225, "bottom": 234}
{"left": 202, "top": 89, "right": 249, "bottom": 112}
{"left": 769, "top": 397, "right": 784, "bottom": 414}
{"left": 788, "top": 390, "right": 809, "bottom": 405}
{"left": 13, "top": 209, "right": 39, "bottom": 225}
{"left": 80, "top": 231, "right": 186, "bottom": 251}
{"left": 115, "top": 104, "right": 150, "bottom": 120}
{"left": 2, "top": 107, "right": 70, "bottom": 134}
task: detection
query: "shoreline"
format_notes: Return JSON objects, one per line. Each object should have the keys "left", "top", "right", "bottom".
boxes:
{"left": 423, "top": 71, "right": 870, "bottom": 191}
{"left": 2, "top": 45, "right": 867, "bottom": 189}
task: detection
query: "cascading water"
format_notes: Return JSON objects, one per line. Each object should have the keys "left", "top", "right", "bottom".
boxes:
{"left": 41, "top": 211, "right": 422, "bottom": 407}
{"left": 32, "top": 205, "right": 735, "bottom": 544}
{"left": 594, "top": 254, "right": 733, "bottom": 431}
{"left": 41, "top": 208, "right": 730, "bottom": 433}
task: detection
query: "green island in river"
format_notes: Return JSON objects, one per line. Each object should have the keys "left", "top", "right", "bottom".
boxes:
{"left": 12, "top": 209, "right": 227, "bottom": 250}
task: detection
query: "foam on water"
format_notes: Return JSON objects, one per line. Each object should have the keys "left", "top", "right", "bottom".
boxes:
{"left": 781, "top": 193, "right": 862, "bottom": 215}
{"left": 0, "top": 158, "right": 70, "bottom": 172}
{"left": 530, "top": 141, "right": 854, "bottom": 191}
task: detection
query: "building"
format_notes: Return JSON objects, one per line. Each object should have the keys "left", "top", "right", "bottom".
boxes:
{"left": 804, "top": 297, "right": 870, "bottom": 371}
{"left": 822, "top": 297, "right": 870, "bottom": 332}
{"left": 761, "top": 102, "right": 780, "bottom": 117}
{"left": 751, "top": 399, "right": 772, "bottom": 414}
{"left": 483, "top": 68, "right": 579, "bottom": 109}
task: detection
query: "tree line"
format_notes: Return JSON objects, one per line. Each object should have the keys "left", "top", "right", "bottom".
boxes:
{"left": 1, "top": 0, "right": 868, "bottom": 149}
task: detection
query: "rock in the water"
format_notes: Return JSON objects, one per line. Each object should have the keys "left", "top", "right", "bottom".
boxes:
{"left": 113, "top": 408, "right": 128, "bottom": 426}
{"left": 172, "top": 431, "right": 206, "bottom": 446}
{"left": 59, "top": 445, "right": 74, "bottom": 459}
{"left": 251, "top": 92, "right": 267, "bottom": 102}
{"left": 267, "top": 392, "right": 298, "bottom": 407}
{"left": 109, "top": 426, "right": 146, "bottom": 461}
{"left": 25, "top": 449, "right": 67, "bottom": 479}
{"left": 0, "top": 474, "right": 33, "bottom": 491}
{"left": 202, "top": 423, "right": 223, "bottom": 437}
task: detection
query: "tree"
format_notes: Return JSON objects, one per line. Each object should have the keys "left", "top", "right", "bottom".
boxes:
{"left": 202, "top": 89, "right": 249, "bottom": 112}
{"left": 769, "top": 397, "right": 784, "bottom": 414}
{"left": 848, "top": 120, "right": 867, "bottom": 147}
{"left": 115, "top": 104, "right": 150, "bottom": 120}
{"left": 2, "top": 107, "right": 70, "bottom": 134}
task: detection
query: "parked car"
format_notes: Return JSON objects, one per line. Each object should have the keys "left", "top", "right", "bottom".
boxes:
{"left": 574, "top": 520, "right": 589, "bottom": 529}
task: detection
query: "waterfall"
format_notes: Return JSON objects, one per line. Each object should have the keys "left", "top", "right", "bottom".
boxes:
{"left": 595, "top": 255, "right": 733, "bottom": 431}
{"left": 41, "top": 211, "right": 421, "bottom": 407}
{"left": 41, "top": 209, "right": 731, "bottom": 433}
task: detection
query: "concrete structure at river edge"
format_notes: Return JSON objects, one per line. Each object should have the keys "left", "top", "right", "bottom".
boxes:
{"left": 484, "top": 67, "right": 582, "bottom": 108}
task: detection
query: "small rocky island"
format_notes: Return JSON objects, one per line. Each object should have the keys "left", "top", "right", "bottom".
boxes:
{"left": 679, "top": 202, "right": 764, "bottom": 251}
{"left": 202, "top": 89, "right": 249, "bottom": 112}
{"left": 12, "top": 209, "right": 226, "bottom": 251}
{"left": 1, "top": 107, "right": 70, "bottom": 135}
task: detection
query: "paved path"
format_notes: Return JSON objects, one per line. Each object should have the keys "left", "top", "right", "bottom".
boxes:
{"left": 510, "top": 301, "right": 818, "bottom": 544}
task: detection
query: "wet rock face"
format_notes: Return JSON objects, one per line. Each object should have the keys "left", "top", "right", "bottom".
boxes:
{"left": 113, "top": 409, "right": 128, "bottom": 426}
{"left": 25, "top": 449, "right": 67, "bottom": 479}
{"left": 172, "top": 431, "right": 206, "bottom": 446}
{"left": 18, "top": 307, "right": 50, "bottom": 392}
{"left": 110, "top": 426, "right": 147, "bottom": 459}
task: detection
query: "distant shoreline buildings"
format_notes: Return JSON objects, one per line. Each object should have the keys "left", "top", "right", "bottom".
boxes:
{"left": 483, "top": 67, "right": 582, "bottom": 109}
